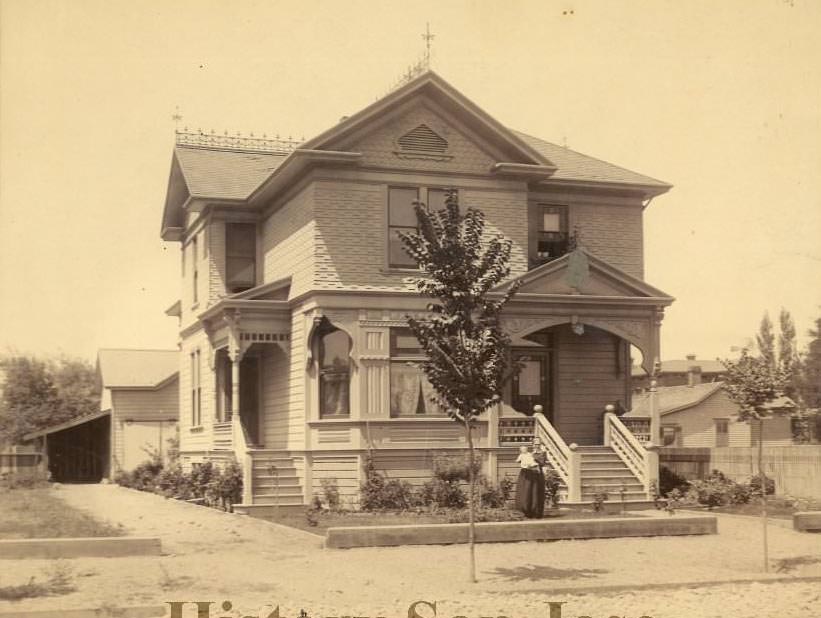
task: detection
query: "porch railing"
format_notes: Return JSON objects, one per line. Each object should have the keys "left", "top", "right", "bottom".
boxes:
{"left": 621, "top": 417, "right": 651, "bottom": 444}
{"left": 533, "top": 412, "right": 582, "bottom": 502}
{"left": 232, "top": 414, "right": 254, "bottom": 504}
{"left": 603, "top": 411, "right": 658, "bottom": 497}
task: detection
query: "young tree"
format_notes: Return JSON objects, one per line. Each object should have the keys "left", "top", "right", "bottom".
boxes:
{"left": 721, "top": 350, "right": 790, "bottom": 572}
{"left": 399, "top": 190, "right": 520, "bottom": 583}
{"left": 756, "top": 312, "right": 776, "bottom": 370}
{"left": 798, "top": 315, "right": 821, "bottom": 441}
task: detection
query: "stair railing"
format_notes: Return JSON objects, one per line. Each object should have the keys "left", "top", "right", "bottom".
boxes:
{"left": 603, "top": 409, "right": 658, "bottom": 497}
{"left": 533, "top": 410, "right": 582, "bottom": 502}
{"left": 232, "top": 413, "right": 253, "bottom": 504}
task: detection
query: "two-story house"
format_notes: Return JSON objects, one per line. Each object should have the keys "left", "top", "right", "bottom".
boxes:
{"left": 160, "top": 71, "right": 674, "bottom": 514}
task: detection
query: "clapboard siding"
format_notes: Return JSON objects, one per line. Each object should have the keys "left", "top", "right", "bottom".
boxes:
{"left": 311, "top": 455, "right": 360, "bottom": 504}
{"left": 261, "top": 345, "right": 290, "bottom": 449}
{"left": 285, "top": 310, "right": 307, "bottom": 449}
{"left": 554, "top": 324, "right": 627, "bottom": 445}
{"left": 110, "top": 380, "right": 179, "bottom": 422}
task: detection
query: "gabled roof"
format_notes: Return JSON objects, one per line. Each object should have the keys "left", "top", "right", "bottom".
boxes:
{"left": 626, "top": 382, "right": 725, "bottom": 418}
{"left": 161, "top": 70, "right": 672, "bottom": 217}
{"left": 493, "top": 247, "right": 674, "bottom": 302}
{"left": 97, "top": 349, "right": 178, "bottom": 389}
{"left": 626, "top": 382, "right": 797, "bottom": 418}
{"left": 632, "top": 358, "right": 726, "bottom": 377}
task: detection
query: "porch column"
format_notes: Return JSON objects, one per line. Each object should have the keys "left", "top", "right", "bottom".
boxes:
{"left": 230, "top": 351, "right": 241, "bottom": 422}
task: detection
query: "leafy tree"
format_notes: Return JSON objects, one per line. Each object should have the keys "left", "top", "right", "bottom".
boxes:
{"left": 0, "top": 354, "right": 100, "bottom": 444}
{"left": 721, "top": 350, "right": 790, "bottom": 572}
{"left": 777, "top": 308, "right": 799, "bottom": 381}
{"left": 798, "top": 315, "right": 821, "bottom": 441}
{"left": 399, "top": 190, "right": 520, "bottom": 582}
{"left": 756, "top": 312, "right": 776, "bottom": 370}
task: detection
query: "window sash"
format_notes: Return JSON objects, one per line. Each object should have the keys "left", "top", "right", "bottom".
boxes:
{"left": 387, "top": 187, "right": 457, "bottom": 269}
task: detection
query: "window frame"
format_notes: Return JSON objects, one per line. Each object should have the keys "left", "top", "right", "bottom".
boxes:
{"left": 388, "top": 327, "right": 444, "bottom": 417}
{"left": 534, "top": 204, "right": 569, "bottom": 264}
{"left": 225, "top": 221, "right": 258, "bottom": 294}
{"left": 386, "top": 185, "right": 458, "bottom": 270}
{"left": 315, "top": 322, "right": 351, "bottom": 419}
{"left": 191, "top": 235, "right": 198, "bottom": 305}
{"left": 190, "top": 349, "right": 201, "bottom": 427}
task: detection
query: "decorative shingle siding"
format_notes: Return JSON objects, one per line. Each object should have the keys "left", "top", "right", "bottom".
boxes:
{"left": 208, "top": 219, "right": 226, "bottom": 303}
{"left": 262, "top": 185, "right": 315, "bottom": 297}
{"left": 351, "top": 104, "right": 496, "bottom": 175}
{"left": 312, "top": 181, "right": 529, "bottom": 291}
{"left": 570, "top": 204, "right": 644, "bottom": 279}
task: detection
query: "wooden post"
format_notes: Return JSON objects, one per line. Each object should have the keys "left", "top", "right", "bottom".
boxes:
{"left": 645, "top": 444, "right": 660, "bottom": 497}
{"left": 567, "top": 443, "right": 582, "bottom": 502}
{"left": 243, "top": 452, "right": 253, "bottom": 505}
{"left": 649, "top": 378, "right": 660, "bottom": 447}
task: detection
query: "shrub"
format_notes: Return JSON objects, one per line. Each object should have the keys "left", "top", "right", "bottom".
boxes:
{"left": 360, "top": 455, "right": 416, "bottom": 511}
{"left": 479, "top": 476, "right": 512, "bottom": 508}
{"left": 320, "top": 478, "right": 341, "bottom": 510}
{"left": 431, "top": 453, "right": 481, "bottom": 483}
{"left": 543, "top": 468, "right": 562, "bottom": 508}
{"left": 686, "top": 469, "right": 754, "bottom": 508}
{"left": 749, "top": 473, "right": 775, "bottom": 497}
{"left": 418, "top": 478, "right": 466, "bottom": 508}
{"left": 659, "top": 465, "right": 689, "bottom": 496}
{"left": 445, "top": 506, "right": 525, "bottom": 523}
{"left": 205, "top": 460, "right": 243, "bottom": 511}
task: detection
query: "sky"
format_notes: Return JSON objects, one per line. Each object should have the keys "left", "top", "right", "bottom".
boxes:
{"left": 1, "top": 0, "right": 820, "bottom": 364}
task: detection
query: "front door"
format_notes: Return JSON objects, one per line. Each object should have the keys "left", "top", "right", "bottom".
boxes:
{"left": 240, "top": 356, "right": 261, "bottom": 446}
{"left": 511, "top": 351, "right": 552, "bottom": 421}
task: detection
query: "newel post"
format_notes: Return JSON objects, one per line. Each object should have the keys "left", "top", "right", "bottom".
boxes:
{"left": 603, "top": 404, "right": 615, "bottom": 446}
{"left": 645, "top": 444, "right": 660, "bottom": 498}
{"left": 649, "top": 378, "right": 660, "bottom": 448}
{"left": 242, "top": 451, "right": 253, "bottom": 505}
{"left": 567, "top": 443, "right": 582, "bottom": 503}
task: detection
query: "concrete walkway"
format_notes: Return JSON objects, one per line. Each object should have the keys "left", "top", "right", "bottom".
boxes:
{"left": 1, "top": 484, "right": 819, "bottom": 617}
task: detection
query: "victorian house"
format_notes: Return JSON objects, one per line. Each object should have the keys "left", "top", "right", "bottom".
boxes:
{"left": 160, "top": 71, "right": 674, "bottom": 514}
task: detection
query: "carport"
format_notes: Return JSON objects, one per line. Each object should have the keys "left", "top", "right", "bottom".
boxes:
{"left": 25, "top": 410, "right": 111, "bottom": 482}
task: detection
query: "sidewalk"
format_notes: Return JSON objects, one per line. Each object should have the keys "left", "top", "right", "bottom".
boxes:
{"left": 1, "top": 484, "right": 818, "bottom": 617}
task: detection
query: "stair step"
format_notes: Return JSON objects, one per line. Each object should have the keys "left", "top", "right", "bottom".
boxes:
{"left": 579, "top": 468, "right": 635, "bottom": 476}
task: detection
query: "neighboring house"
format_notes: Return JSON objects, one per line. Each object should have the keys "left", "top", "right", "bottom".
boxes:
{"left": 159, "top": 70, "right": 675, "bottom": 511}
{"left": 632, "top": 354, "right": 724, "bottom": 392}
{"left": 624, "top": 382, "right": 796, "bottom": 448}
{"left": 24, "top": 349, "right": 179, "bottom": 482}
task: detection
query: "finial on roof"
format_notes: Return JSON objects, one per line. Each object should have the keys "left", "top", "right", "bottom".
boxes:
{"left": 422, "top": 22, "right": 435, "bottom": 68}
{"left": 171, "top": 106, "right": 183, "bottom": 131}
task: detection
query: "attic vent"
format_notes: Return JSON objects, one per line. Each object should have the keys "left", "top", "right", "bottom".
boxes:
{"left": 398, "top": 124, "right": 448, "bottom": 153}
{"left": 394, "top": 124, "right": 452, "bottom": 161}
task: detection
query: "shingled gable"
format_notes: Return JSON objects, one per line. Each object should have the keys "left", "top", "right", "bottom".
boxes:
{"left": 493, "top": 248, "right": 674, "bottom": 302}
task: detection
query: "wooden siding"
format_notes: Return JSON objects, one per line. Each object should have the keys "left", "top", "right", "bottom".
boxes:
{"left": 310, "top": 454, "right": 360, "bottom": 505}
{"left": 260, "top": 345, "right": 290, "bottom": 449}
{"left": 554, "top": 324, "right": 628, "bottom": 445}
{"left": 111, "top": 380, "right": 179, "bottom": 471}
{"left": 179, "top": 331, "right": 213, "bottom": 453}
{"left": 262, "top": 184, "right": 315, "bottom": 299}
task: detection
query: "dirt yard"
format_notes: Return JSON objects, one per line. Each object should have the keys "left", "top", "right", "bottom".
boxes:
{"left": 1, "top": 484, "right": 819, "bottom": 617}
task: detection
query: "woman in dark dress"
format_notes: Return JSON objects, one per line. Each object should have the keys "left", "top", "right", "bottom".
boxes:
{"left": 515, "top": 439, "right": 547, "bottom": 518}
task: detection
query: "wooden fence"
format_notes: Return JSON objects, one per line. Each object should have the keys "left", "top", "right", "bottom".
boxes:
{"left": 0, "top": 445, "right": 43, "bottom": 478}
{"left": 661, "top": 445, "right": 821, "bottom": 499}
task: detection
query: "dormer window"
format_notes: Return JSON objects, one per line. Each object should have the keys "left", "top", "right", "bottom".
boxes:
{"left": 226, "top": 222, "right": 256, "bottom": 293}
{"left": 535, "top": 205, "right": 568, "bottom": 265}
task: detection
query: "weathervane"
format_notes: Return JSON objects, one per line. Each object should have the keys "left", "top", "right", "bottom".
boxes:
{"left": 422, "top": 22, "right": 435, "bottom": 69}
{"left": 172, "top": 106, "right": 183, "bottom": 131}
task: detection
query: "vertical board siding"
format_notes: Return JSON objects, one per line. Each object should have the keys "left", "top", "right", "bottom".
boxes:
{"left": 555, "top": 324, "right": 626, "bottom": 445}
{"left": 710, "top": 446, "right": 821, "bottom": 499}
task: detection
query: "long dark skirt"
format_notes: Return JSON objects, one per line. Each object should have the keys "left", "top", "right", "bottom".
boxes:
{"left": 515, "top": 467, "right": 545, "bottom": 518}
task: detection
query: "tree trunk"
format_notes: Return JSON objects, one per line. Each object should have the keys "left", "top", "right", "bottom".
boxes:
{"left": 465, "top": 417, "right": 477, "bottom": 583}
{"left": 759, "top": 418, "right": 769, "bottom": 573}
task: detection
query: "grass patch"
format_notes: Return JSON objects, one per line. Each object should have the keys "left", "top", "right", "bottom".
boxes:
{"left": 266, "top": 507, "right": 641, "bottom": 534}
{"left": 0, "top": 562, "right": 75, "bottom": 601}
{"left": 705, "top": 498, "right": 821, "bottom": 520}
{"left": 0, "top": 487, "right": 125, "bottom": 539}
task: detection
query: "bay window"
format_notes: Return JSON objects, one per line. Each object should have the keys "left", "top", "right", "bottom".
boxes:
{"left": 389, "top": 327, "right": 441, "bottom": 416}
{"left": 316, "top": 321, "right": 351, "bottom": 418}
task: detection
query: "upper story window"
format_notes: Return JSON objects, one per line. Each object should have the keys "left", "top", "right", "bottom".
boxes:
{"left": 534, "top": 205, "right": 569, "bottom": 266}
{"left": 387, "top": 187, "right": 455, "bottom": 269}
{"left": 190, "top": 349, "right": 201, "bottom": 426}
{"left": 316, "top": 321, "right": 351, "bottom": 418}
{"left": 226, "top": 222, "right": 256, "bottom": 294}
{"left": 389, "top": 327, "right": 441, "bottom": 416}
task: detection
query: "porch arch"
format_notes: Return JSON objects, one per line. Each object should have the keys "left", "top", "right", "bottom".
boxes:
{"left": 509, "top": 315, "right": 658, "bottom": 375}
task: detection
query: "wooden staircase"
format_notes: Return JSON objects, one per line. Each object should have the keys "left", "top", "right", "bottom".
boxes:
{"left": 577, "top": 445, "right": 647, "bottom": 502}
{"left": 232, "top": 450, "right": 306, "bottom": 518}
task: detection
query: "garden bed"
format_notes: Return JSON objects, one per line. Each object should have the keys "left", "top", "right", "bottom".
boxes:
{"left": 0, "top": 487, "right": 124, "bottom": 539}
{"left": 263, "top": 507, "right": 643, "bottom": 534}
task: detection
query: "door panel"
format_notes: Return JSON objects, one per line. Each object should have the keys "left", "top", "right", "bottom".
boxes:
{"left": 512, "top": 351, "right": 551, "bottom": 420}
{"left": 240, "top": 356, "right": 260, "bottom": 446}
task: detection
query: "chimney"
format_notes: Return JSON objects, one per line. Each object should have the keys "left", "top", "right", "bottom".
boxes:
{"left": 686, "top": 354, "right": 696, "bottom": 361}
{"left": 687, "top": 364, "right": 702, "bottom": 386}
